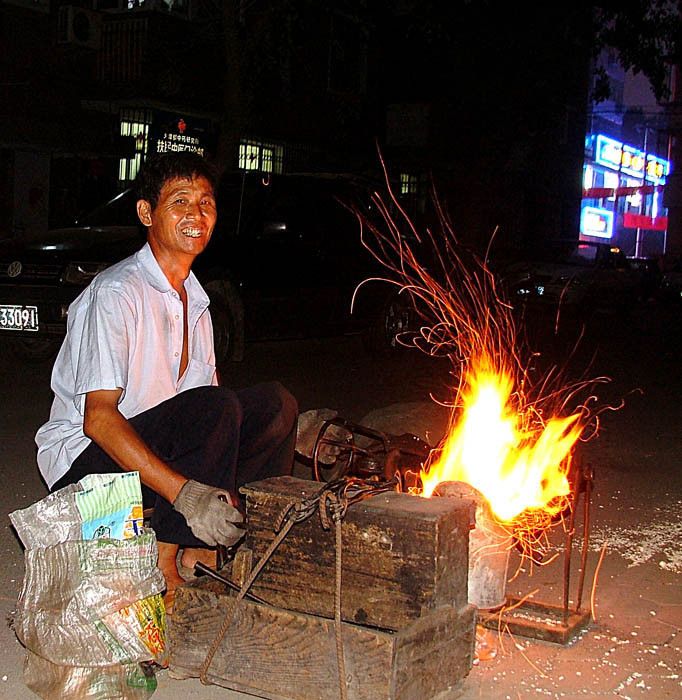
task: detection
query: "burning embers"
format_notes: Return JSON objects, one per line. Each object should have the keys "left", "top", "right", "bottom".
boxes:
{"left": 420, "top": 354, "right": 580, "bottom": 522}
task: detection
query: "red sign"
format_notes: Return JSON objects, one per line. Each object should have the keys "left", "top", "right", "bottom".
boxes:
{"left": 623, "top": 213, "right": 668, "bottom": 231}
{"left": 583, "top": 185, "right": 662, "bottom": 199}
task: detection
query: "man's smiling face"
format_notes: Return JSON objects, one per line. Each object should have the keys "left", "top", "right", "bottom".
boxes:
{"left": 140, "top": 175, "right": 217, "bottom": 266}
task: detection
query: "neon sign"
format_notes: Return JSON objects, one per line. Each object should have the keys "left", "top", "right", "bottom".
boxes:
{"left": 594, "top": 134, "right": 669, "bottom": 184}
{"left": 580, "top": 205, "right": 613, "bottom": 239}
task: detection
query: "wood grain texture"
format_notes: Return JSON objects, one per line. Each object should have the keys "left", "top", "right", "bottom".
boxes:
{"left": 169, "top": 577, "right": 475, "bottom": 700}
{"left": 393, "top": 604, "right": 476, "bottom": 700}
{"left": 240, "top": 476, "right": 474, "bottom": 630}
{"left": 169, "top": 578, "right": 394, "bottom": 700}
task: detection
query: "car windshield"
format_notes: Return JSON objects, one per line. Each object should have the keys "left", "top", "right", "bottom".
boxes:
{"left": 75, "top": 190, "right": 139, "bottom": 228}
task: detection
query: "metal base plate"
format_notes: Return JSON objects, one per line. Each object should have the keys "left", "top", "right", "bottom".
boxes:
{"left": 478, "top": 596, "right": 591, "bottom": 644}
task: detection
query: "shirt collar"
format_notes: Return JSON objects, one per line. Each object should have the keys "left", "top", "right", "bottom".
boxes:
{"left": 136, "top": 242, "right": 171, "bottom": 293}
{"left": 135, "top": 242, "right": 209, "bottom": 308}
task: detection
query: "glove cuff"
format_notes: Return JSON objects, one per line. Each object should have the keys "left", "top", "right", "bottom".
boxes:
{"left": 173, "top": 479, "right": 204, "bottom": 516}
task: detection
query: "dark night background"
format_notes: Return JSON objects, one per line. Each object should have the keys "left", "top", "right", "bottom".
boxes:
{"left": 1, "top": 5, "right": 682, "bottom": 698}
{"left": 2, "top": 0, "right": 681, "bottom": 257}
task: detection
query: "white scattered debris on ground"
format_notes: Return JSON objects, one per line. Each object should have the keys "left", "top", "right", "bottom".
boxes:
{"left": 589, "top": 500, "right": 682, "bottom": 573}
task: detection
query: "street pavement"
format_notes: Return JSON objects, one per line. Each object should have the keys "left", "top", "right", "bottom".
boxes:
{"left": 1, "top": 301, "right": 680, "bottom": 699}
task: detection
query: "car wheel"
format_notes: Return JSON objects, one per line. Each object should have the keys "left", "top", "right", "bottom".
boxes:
{"left": 7, "top": 337, "right": 61, "bottom": 364}
{"left": 362, "top": 289, "right": 418, "bottom": 357}
{"left": 203, "top": 279, "right": 244, "bottom": 364}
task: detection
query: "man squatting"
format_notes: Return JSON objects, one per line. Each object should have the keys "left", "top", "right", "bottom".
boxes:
{"left": 35, "top": 152, "right": 298, "bottom": 608}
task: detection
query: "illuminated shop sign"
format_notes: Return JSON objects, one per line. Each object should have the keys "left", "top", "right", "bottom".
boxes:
{"left": 150, "top": 112, "right": 211, "bottom": 157}
{"left": 580, "top": 205, "right": 613, "bottom": 239}
{"left": 594, "top": 134, "right": 669, "bottom": 184}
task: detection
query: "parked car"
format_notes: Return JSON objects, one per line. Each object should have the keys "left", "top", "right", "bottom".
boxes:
{"left": 500, "top": 240, "right": 642, "bottom": 318}
{"left": 0, "top": 173, "right": 408, "bottom": 363}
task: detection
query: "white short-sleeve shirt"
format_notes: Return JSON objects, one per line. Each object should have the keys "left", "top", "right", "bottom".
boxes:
{"left": 35, "top": 243, "right": 218, "bottom": 488}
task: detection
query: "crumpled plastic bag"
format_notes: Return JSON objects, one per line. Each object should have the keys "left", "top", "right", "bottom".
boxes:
{"left": 10, "top": 482, "right": 83, "bottom": 549}
{"left": 9, "top": 475, "right": 167, "bottom": 700}
{"left": 296, "top": 408, "right": 352, "bottom": 464}
{"left": 14, "top": 532, "right": 166, "bottom": 667}
{"left": 24, "top": 650, "right": 158, "bottom": 700}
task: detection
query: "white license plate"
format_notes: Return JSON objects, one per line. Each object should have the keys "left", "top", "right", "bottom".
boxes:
{"left": 0, "top": 304, "right": 39, "bottom": 331}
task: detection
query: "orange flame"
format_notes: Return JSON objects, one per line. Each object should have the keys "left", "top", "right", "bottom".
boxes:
{"left": 419, "top": 355, "right": 581, "bottom": 522}
{"left": 345, "top": 154, "right": 607, "bottom": 536}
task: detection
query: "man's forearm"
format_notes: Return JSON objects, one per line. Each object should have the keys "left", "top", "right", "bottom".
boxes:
{"left": 83, "top": 394, "right": 186, "bottom": 504}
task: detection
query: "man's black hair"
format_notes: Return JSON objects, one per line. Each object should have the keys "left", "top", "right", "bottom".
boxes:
{"left": 135, "top": 152, "right": 218, "bottom": 210}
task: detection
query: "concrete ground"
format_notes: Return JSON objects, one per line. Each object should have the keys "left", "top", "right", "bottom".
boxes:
{"left": 2, "top": 301, "right": 680, "bottom": 699}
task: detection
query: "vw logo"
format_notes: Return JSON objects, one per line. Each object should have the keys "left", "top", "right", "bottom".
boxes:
{"left": 7, "top": 261, "right": 22, "bottom": 278}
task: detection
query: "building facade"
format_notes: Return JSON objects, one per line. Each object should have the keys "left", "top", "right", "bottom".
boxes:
{"left": 582, "top": 49, "right": 672, "bottom": 258}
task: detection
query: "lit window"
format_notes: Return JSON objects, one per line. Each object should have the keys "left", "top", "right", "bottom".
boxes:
{"left": 400, "top": 173, "right": 418, "bottom": 196}
{"left": 119, "top": 109, "right": 151, "bottom": 187}
{"left": 583, "top": 165, "right": 593, "bottom": 190}
{"left": 238, "top": 140, "right": 283, "bottom": 174}
{"left": 603, "top": 171, "right": 619, "bottom": 201}
{"left": 626, "top": 178, "right": 642, "bottom": 209}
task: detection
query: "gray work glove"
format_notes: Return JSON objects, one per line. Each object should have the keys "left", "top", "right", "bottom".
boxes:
{"left": 173, "top": 480, "right": 244, "bottom": 547}
{"left": 296, "top": 408, "right": 352, "bottom": 465}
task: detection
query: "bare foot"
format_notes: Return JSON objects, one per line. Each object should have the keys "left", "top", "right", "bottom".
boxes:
{"left": 180, "top": 547, "right": 217, "bottom": 570}
{"left": 157, "top": 541, "right": 185, "bottom": 593}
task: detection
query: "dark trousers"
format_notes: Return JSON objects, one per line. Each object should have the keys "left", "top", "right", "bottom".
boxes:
{"left": 52, "top": 382, "right": 298, "bottom": 547}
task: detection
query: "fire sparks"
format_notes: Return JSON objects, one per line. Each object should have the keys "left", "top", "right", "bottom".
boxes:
{"left": 348, "top": 156, "right": 607, "bottom": 548}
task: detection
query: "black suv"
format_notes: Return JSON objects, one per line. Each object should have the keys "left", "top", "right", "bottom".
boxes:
{"left": 0, "top": 173, "right": 410, "bottom": 363}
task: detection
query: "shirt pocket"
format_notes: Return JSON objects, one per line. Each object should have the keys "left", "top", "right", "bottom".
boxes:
{"left": 180, "top": 358, "right": 217, "bottom": 391}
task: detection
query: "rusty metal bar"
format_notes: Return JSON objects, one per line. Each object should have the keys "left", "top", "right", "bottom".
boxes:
{"left": 194, "top": 562, "right": 268, "bottom": 605}
{"left": 575, "top": 465, "right": 594, "bottom": 613}
{"left": 563, "top": 460, "right": 581, "bottom": 621}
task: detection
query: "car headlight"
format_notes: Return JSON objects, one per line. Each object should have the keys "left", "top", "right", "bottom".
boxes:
{"left": 62, "top": 261, "right": 111, "bottom": 285}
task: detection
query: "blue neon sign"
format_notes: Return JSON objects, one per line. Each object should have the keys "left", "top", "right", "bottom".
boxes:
{"left": 594, "top": 134, "right": 669, "bottom": 184}
{"left": 581, "top": 205, "right": 614, "bottom": 239}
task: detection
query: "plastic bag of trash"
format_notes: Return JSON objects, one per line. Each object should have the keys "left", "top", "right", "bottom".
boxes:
{"left": 14, "top": 532, "right": 166, "bottom": 666}
{"left": 9, "top": 473, "right": 167, "bottom": 700}
{"left": 24, "top": 650, "right": 158, "bottom": 700}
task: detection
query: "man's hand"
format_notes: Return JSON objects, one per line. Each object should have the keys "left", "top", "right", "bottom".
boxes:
{"left": 296, "top": 408, "right": 352, "bottom": 465}
{"left": 173, "top": 480, "right": 244, "bottom": 547}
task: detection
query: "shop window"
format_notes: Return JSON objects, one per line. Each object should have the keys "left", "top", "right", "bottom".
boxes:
{"left": 238, "top": 140, "right": 283, "bottom": 174}
{"left": 603, "top": 171, "right": 618, "bottom": 201}
{"left": 583, "top": 165, "right": 594, "bottom": 190}
{"left": 652, "top": 190, "right": 664, "bottom": 219}
{"left": 625, "top": 178, "right": 642, "bottom": 211}
{"left": 119, "top": 109, "right": 151, "bottom": 187}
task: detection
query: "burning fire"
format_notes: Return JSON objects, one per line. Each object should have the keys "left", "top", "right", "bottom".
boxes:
{"left": 419, "top": 354, "right": 581, "bottom": 522}
{"left": 348, "top": 157, "right": 604, "bottom": 540}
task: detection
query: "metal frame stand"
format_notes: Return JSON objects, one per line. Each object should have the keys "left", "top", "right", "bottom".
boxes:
{"left": 479, "top": 459, "right": 594, "bottom": 644}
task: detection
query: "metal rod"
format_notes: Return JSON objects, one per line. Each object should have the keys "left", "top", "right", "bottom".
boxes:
{"left": 563, "top": 461, "right": 581, "bottom": 621}
{"left": 194, "top": 562, "right": 268, "bottom": 605}
{"left": 575, "top": 466, "right": 594, "bottom": 613}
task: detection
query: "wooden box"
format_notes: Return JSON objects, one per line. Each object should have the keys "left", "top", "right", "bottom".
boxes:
{"left": 169, "top": 577, "right": 476, "bottom": 700}
{"left": 240, "top": 476, "right": 474, "bottom": 631}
